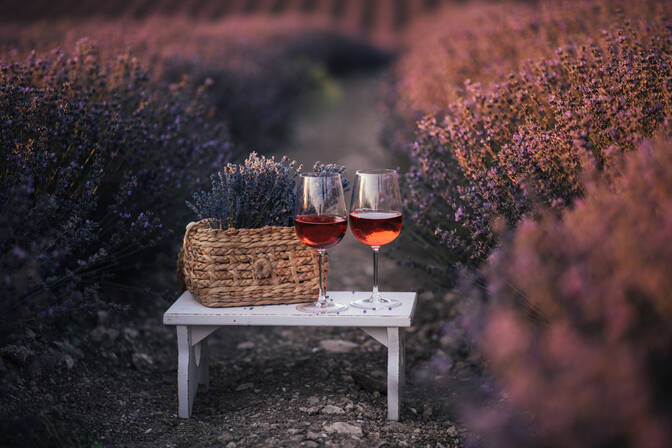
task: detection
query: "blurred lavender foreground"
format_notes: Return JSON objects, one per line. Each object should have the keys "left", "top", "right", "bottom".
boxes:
{"left": 478, "top": 133, "right": 672, "bottom": 448}
{"left": 2, "top": 0, "right": 672, "bottom": 447}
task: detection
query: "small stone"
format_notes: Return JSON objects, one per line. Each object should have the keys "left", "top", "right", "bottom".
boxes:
{"left": 235, "top": 382, "right": 254, "bottom": 392}
{"left": 341, "top": 397, "right": 354, "bottom": 406}
{"left": 287, "top": 428, "right": 301, "bottom": 435}
{"left": 321, "top": 405, "right": 345, "bottom": 415}
{"left": 386, "top": 421, "right": 405, "bottom": 432}
{"left": 298, "top": 406, "right": 321, "bottom": 415}
{"left": 97, "top": 310, "right": 110, "bottom": 325}
{"left": 305, "top": 431, "right": 322, "bottom": 440}
{"left": 123, "top": 328, "right": 139, "bottom": 340}
{"left": 236, "top": 341, "right": 255, "bottom": 350}
{"left": 90, "top": 326, "right": 119, "bottom": 343}
{"left": 54, "top": 341, "right": 84, "bottom": 359}
{"left": 323, "top": 422, "right": 362, "bottom": 436}
{"left": 131, "top": 353, "right": 154, "bottom": 372}
{"left": 303, "top": 442, "right": 319, "bottom": 448}
{"left": 422, "top": 404, "right": 433, "bottom": 418}
{"left": 351, "top": 371, "right": 386, "bottom": 394}
{"left": 307, "top": 396, "right": 321, "bottom": 406}
{"left": 0, "top": 345, "right": 33, "bottom": 366}
{"left": 446, "top": 426, "right": 458, "bottom": 437}
{"left": 225, "top": 442, "right": 236, "bottom": 448}
{"left": 216, "top": 433, "right": 233, "bottom": 443}
{"left": 106, "top": 328, "right": 120, "bottom": 340}
{"left": 319, "top": 340, "right": 358, "bottom": 353}
{"left": 62, "top": 354, "right": 75, "bottom": 370}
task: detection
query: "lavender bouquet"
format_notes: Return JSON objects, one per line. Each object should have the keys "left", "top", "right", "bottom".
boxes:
{"left": 186, "top": 152, "right": 348, "bottom": 229}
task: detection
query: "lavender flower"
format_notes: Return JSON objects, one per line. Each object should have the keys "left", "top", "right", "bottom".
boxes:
{"left": 402, "top": 9, "right": 672, "bottom": 281}
{"left": 0, "top": 40, "right": 232, "bottom": 338}
{"left": 187, "top": 154, "right": 351, "bottom": 229}
{"left": 475, "top": 134, "right": 672, "bottom": 447}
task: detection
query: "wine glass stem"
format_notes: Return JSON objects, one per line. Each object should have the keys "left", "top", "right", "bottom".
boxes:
{"left": 372, "top": 246, "right": 381, "bottom": 302}
{"left": 317, "top": 248, "right": 327, "bottom": 308}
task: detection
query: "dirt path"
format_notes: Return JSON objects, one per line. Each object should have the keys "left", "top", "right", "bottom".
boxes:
{"left": 128, "top": 72, "right": 463, "bottom": 447}
{"left": 3, "top": 72, "right": 466, "bottom": 448}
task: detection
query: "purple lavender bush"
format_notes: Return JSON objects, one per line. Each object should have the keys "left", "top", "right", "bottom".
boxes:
{"left": 0, "top": 17, "right": 391, "bottom": 153}
{"left": 474, "top": 134, "right": 672, "bottom": 447}
{"left": 0, "top": 39, "right": 232, "bottom": 340}
{"left": 404, "top": 16, "right": 672, "bottom": 282}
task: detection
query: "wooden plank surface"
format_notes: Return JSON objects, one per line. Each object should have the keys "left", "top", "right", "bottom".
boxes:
{"left": 164, "top": 290, "right": 416, "bottom": 327}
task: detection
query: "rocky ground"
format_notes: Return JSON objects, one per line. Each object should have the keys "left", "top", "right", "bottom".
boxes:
{"left": 0, "top": 72, "right": 480, "bottom": 447}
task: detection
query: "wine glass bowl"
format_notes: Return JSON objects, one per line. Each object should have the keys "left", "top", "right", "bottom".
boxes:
{"left": 349, "top": 210, "right": 402, "bottom": 246}
{"left": 295, "top": 214, "right": 347, "bottom": 249}
{"left": 294, "top": 173, "right": 348, "bottom": 314}
{"left": 349, "top": 169, "right": 403, "bottom": 310}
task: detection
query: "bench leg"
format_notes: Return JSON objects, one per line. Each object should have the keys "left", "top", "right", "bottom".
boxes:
{"left": 177, "top": 325, "right": 199, "bottom": 418}
{"left": 176, "top": 325, "right": 217, "bottom": 418}
{"left": 387, "top": 327, "right": 405, "bottom": 421}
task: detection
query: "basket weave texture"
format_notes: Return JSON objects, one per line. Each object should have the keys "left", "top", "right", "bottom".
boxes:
{"left": 178, "top": 220, "right": 325, "bottom": 307}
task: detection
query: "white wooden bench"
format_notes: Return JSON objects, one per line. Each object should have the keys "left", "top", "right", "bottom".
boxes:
{"left": 163, "top": 290, "right": 417, "bottom": 420}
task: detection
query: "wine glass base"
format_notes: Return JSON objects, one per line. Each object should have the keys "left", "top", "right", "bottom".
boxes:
{"left": 350, "top": 297, "right": 402, "bottom": 310}
{"left": 296, "top": 302, "right": 348, "bottom": 314}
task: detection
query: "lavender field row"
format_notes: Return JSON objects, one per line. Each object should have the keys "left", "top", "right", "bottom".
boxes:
{"left": 0, "top": 0, "right": 445, "bottom": 41}
{"left": 2, "top": 0, "right": 672, "bottom": 446}
{"left": 388, "top": 0, "right": 672, "bottom": 446}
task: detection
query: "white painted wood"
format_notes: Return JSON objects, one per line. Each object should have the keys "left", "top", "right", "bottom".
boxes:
{"left": 191, "top": 325, "right": 219, "bottom": 346}
{"left": 166, "top": 291, "right": 417, "bottom": 420}
{"left": 164, "top": 290, "right": 416, "bottom": 327}
{"left": 361, "top": 327, "right": 388, "bottom": 347}
{"left": 387, "top": 327, "right": 404, "bottom": 421}
{"left": 177, "top": 326, "right": 199, "bottom": 418}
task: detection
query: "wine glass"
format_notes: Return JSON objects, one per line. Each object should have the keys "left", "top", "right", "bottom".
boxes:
{"left": 295, "top": 173, "right": 348, "bottom": 313}
{"left": 349, "top": 169, "right": 402, "bottom": 309}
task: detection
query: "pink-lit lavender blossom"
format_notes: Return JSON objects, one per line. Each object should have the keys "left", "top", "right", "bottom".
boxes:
{"left": 477, "top": 134, "right": 672, "bottom": 447}
{"left": 404, "top": 9, "right": 672, "bottom": 278}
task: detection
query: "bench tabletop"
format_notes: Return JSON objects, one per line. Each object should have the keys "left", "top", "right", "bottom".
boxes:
{"left": 164, "top": 290, "right": 417, "bottom": 327}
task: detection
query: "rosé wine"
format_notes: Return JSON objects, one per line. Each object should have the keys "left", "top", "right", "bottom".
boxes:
{"left": 295, "top": 214, "right": 347, "bottom": 249}
{"left": 349, "top": 210, "right": 402, "bottom": 247}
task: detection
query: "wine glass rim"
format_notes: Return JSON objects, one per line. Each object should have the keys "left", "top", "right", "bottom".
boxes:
{"left": 355, "top": 168, "right": 397, "bottom": 176}
{"left": 299, "top": 172, "right": 342, "bottom": 179}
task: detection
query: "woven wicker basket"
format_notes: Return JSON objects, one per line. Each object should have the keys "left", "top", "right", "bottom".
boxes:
{"left": 178, "top": 220, "right": 325, "bottom": 307}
